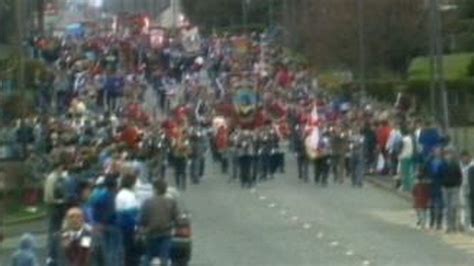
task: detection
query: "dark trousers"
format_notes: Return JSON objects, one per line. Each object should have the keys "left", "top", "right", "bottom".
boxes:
{"left": 297, "top": 153, "right": 309, "bottom": 181}
{"left": 174, "top": 157, "right": 188, "bottom": 191}
{"left": 314, "top": 156, "right": 329, "bottom": 185}
{"left": 47, "top": 204, "right": 67, "bottom": 258}
{"left": 144, "top": 236, "right": 172, "bottom": 266}
{"left": 190, "top": 156, "right": 205, "bottom": 183}
{"left": 231, "top": 153, "right": 239, "bottom": 180}
{"left": 239, "top": 155, "right": 253, "bottom": 188}
{"left": 259, "top": 153, "right": 272, "bottom": 180}
{"left": 251, "top": 155, "right": 259, "bottom": 184}
{"left": 470, "top": 195, "right": 474, "bottom": 227}
{"left": 430, "top": 194, "right": 444, "bottom": 230}
{"left": 332, "top": 154, "right": 345, "bottom": 183}
{"left": 220, "top": 153, "right": 229, "bottom": 174}
{"left": 270, "top": 152, "right": 284, "bottom": 174}
{"left": 123, "top": 230, "right": 140, "bottom": 266}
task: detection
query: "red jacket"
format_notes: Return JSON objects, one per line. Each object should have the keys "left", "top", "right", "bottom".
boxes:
{"left": 376, "top": 125, "right": 392, "bottom": 150}
{"left": 120, "top": 126, "right": 141, "bottom": 150}
{"left": 216, "top": 127, "right": 230, "bottom": 152}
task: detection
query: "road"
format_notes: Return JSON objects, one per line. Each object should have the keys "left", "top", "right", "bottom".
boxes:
{"left": 2, "top": 154, "right": 474, "bottom": 265}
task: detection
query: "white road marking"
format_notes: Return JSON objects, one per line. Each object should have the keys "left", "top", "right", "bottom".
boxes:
{"left": 280, "top": 210, "right": 287, "bottom": 216}
{"left": 330, "top": 241, "right": 339, "bottom": 247}
{"left": 317, "top": 232, "right": 324, "bottom": 239}
{"left": 268, "top": 203, "right": 276, "bottom": 208}
{"left": 259, "top": 196, "right": 267, "bottom": 200}
{"left": 291, "top": 216, "right": 299, "bottom": 222}
{"left": 303, "top": 223, "right": 312, "bottom": 229}
{"left": 346, "top": 250, "right": 354, "bottom": 256}
{"left": 363, "top": 260, "right": 371, "bottom": 265}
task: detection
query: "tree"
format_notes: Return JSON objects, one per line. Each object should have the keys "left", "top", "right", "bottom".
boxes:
{"left": 283, "top": 0, "right": 427, "bottom": 76}
{"left": 181, "top": 0, "right": 280, "bottom": 31}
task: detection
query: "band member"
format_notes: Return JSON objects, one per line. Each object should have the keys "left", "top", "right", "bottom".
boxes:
{"left": 259, "top": 123, "right": 277, "bottom": 180}
{"left": 331, "top": 125, "right": 349, "bottom": 184}
{"left": 313, "top": 129, "right": 331, "bottom": 186}
{"left": 238, "top": 130, "right": 255, "bottom": 188}
{"left": 148, "top": 129, "right": 170, "bottom": 180}
{"left": 229, "top": 129, "right": 241, "bottom": 181}
{"left": 189, "top": 125, "right": 207, "bottom": 184}
{"left": 294, "top": 124, "right": 309, "bottom": 182}
{"left": 171, "top": 129, "right": 191, "bottom": 191}
{"left": 268, "top": 125, "right": 282, "bottom": 176}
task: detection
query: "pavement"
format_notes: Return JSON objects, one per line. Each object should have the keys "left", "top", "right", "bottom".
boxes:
{"left": 2, "top": 155, "right": 474, "bottom": 265}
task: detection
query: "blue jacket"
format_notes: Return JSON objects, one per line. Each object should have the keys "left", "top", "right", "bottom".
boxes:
{"left": 10, "top": 234, "right": 39, "bottom": 266}
{"left": 419, "top": 128, "right": 443, "bottom": 159}
{"left": 429, "top": 158, "right": 447, "bottom": 197}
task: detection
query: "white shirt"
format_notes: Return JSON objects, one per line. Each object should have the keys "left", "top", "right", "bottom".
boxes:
{"left": 398, "top": 135, "right": 414, "bottom": 160}
{"left": 115, "top": 188, "right": 139, "bottom": 211}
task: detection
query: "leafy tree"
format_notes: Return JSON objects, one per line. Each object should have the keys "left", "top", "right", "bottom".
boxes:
{"left": 181, "top": 0, "right": 279, "bottom": 31}
{"left": 283, "top": 0, "right": 427, "bottom": 77}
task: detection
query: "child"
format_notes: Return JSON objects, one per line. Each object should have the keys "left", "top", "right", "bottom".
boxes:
{"left": 10, "top": 233, "right": 39, "bottom": 266}
{"left": 412, "top": 168, "right": 431, "bottom": 229}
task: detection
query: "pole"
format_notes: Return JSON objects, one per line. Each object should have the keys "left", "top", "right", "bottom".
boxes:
{"left": 172, "top": 0, "right": 177, "bottom": 31}
{"left": 15, "top": 0, "right": 26, "bottom": 117}
{"left": 357, "top": 0, "right": 367, "bottom": 100}
{"left": 429, "top": 0, "right": 437, "bottom": 116}
{"left": 242, "top": 0, "right": 248, "bottom": 32}
{"left": 37, "top": 0, "right": 45, "bottom": 35}
{"left": 433, "top": 0, "right": 450, "bottom": 129}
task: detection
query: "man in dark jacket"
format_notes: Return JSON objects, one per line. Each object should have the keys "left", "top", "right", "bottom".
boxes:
{"left": 140, "top": 179, "right": 180, "bottom": 266}
{"left": 442, "top": 148, "right": 463, "bottom": 233}
{"left": 428, "top": 147, "right": 446, "bottom": 230}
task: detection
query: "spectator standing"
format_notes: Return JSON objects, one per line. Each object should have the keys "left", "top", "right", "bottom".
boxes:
{"left": 115, "top": 173, "right": 140, "bottom": 266}
{"left": 139, "top": 179, "right": 180, "bottom": 266}
{"left": 460, "top": 151, "right": 474, "bottom": 231}
{"left": 412, "top": 172, "right": 431, "bottom": 230}
{"left": 442, "top": 148, "right": 463, "bottom": 233}
{"left": 10, "top": 234, "right": 39, "bottom": 266}
{"left": 48, "top": 207, "right": 104, "bottom": 266}
{"left": 428, "top": 147, "right": 446, "bottom": 230}
{"left": 399, "top": 128, "right": 415, "bottom": 192}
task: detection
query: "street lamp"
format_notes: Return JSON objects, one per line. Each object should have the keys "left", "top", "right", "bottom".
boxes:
{"left": 429, "top": 0, "right": 451, "bottom": 130}
{"left": 242, "top": 0, "right": 250, "bottom": 31}
{"left": 357, "top": 0, "right": 367, "bottom": 101}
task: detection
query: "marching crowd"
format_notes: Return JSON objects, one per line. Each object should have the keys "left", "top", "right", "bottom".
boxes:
{"left": 4, "top": 18, "right": 474, "bottom": 266}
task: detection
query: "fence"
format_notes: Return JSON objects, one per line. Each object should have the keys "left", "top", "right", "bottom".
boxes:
{"left": 449, "top": 127, "right": 474, "bottom": 153}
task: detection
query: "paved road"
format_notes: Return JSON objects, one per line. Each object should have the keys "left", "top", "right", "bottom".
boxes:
{"left": 3, "top": 155, "right": 474, "bottom": 265}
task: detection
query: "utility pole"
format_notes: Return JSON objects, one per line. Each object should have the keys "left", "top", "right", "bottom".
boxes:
{"left": 357, "top": 0, "right": 367, "bottom": 100}
{"left": 15, "top": 0, "right": 26, "bottom": 117}
{"left": 431, "top": 0, "right": 450, "bottom": 129}
{"left": 242, "top": 0, "right": 249, "bottom": 32}
{"left": 172, "top": 0, "right": 178, "bottom": 32}
{"left": 37, "top": 0, "right": 45, "bottom": 35}
{"left": 429, "top": 0, "right": 437, "bottom": 116}
{"left": 268, "top": 0, "right": 274, "bottom": 27}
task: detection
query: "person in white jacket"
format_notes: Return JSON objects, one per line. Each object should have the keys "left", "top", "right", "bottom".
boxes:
{"left": 398, "top": 128, "right": 415, "bottom": 192}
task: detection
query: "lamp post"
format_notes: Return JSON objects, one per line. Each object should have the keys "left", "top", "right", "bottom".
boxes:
{"left": 357, "top": 0, "right": 367, "bottom": 101}
{"left": 430, "top": 0, "right": 450, "bottom": 129}
{"left": 242, "top": 0, "right": 249, "bottom": 31}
